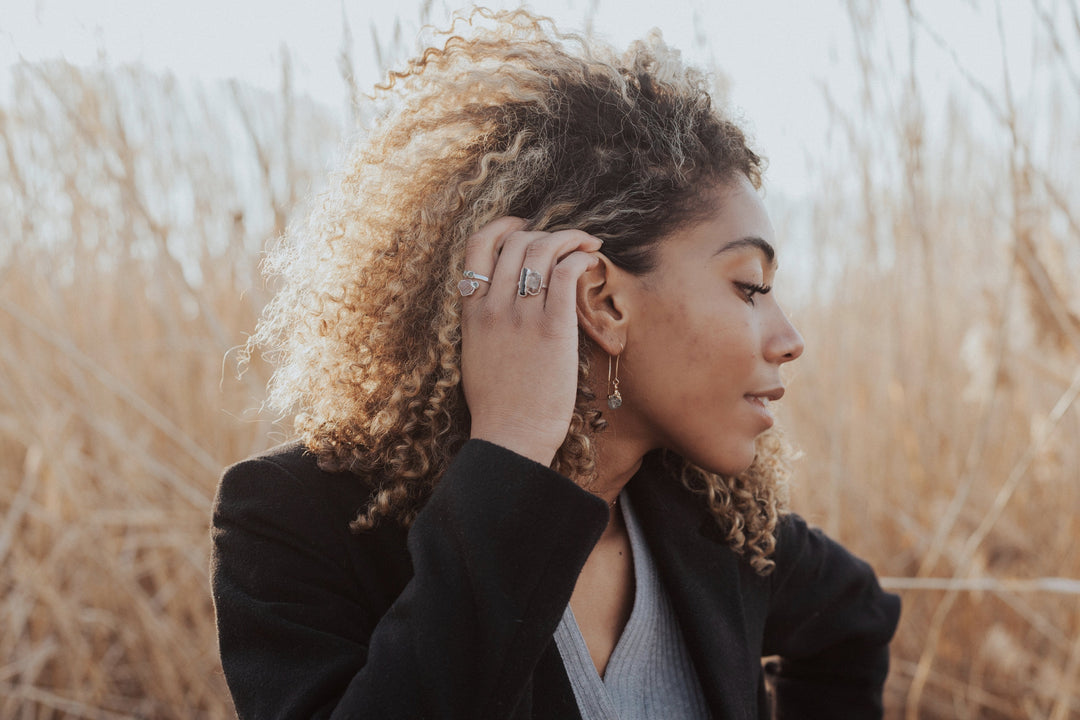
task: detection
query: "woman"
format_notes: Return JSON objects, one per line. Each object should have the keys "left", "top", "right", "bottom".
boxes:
{"left": 211, "top": 9, "right": 900, "bottom": 719}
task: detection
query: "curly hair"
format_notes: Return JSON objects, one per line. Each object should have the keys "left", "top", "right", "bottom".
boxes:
{"left": 249, "top": 8, "right": 793, "bottom": 575}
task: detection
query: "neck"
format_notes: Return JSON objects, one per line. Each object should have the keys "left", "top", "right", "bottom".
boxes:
{"left": 588, "top": 431, "right": 650, "bottom": 508}
{"left": 582, "top": 348, "right": 657, "bottom": 508}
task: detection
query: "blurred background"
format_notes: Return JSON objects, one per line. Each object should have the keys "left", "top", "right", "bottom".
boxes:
{"left": 1, "top": 0, "right": 1078, "bottom": 717}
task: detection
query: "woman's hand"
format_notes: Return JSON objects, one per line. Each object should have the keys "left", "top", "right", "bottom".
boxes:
{"left": 460, "top": 217, "right": 603, "bottom": 468}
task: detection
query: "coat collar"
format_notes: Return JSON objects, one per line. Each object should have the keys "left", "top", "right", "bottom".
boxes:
{"left": 626, "top": 451, "right": 762, "bottom": 720}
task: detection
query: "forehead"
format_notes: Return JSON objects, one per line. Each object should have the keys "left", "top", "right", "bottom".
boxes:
{"left": 659, "top": 177, "right": 777, "bottom": 268}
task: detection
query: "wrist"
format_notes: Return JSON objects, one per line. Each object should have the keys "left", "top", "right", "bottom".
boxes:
{"left": 469, "top": 429, "right": 558, "bottom": 468}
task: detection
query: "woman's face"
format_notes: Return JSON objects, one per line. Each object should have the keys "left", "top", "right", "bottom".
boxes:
{"left": 616, "top": 175, "right": 804, "bottom": 476}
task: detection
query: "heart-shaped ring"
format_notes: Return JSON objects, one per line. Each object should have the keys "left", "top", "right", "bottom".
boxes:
{"left": 458, "top": 269, "right": 491, "bottom": 297}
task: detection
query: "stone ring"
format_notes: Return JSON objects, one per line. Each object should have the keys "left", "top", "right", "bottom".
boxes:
{"left": 518, "top": 267, "right": 544, "bottom": 297}
{"left": 457, "top": 270, "right": 491, "bottom": 297}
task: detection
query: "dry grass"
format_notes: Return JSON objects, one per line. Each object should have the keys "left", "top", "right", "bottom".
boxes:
{"left": 1, "top": 3, "right": 1078, "bottom": 718}
{"left": 0, "top": 60, "right": 337, "bottom": 718}
{"left": 778, "top": 2, "right": 1080, "bottom": 717}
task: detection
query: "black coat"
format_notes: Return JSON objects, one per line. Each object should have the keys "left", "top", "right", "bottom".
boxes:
{"left": 211, "top": 439, "right": 900, "bottom": 719}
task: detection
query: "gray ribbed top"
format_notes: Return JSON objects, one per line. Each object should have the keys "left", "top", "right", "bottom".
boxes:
{"left": 553, "top": 494, "right": 711, "bottom": 719}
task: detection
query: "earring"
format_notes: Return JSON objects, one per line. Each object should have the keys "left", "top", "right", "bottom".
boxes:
{"left": 607, "top": 354, "right": 623, "bottom": 409}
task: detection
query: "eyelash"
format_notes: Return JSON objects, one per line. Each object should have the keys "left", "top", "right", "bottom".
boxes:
{"left": 735, "top": 282, "right": 772, "bottom": 305}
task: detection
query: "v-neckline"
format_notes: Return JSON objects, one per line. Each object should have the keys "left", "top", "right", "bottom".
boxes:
{"left": 552, "top": 487, "right": 714, "bottom": 720}
{"left": 564, "top": 493, "right": 652, "bottom": 684}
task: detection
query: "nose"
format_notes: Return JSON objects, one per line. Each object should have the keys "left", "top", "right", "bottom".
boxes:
{"left": 765, "top": 303, "right": 804, "bottom": 365}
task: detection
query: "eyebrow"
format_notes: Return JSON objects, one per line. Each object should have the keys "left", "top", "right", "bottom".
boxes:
{"left": 714, "top": 236, "right": 777, "bottom": 268}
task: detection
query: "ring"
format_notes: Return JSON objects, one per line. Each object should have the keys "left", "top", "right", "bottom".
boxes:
{"left": 458, "top": 270, "right": 491, "bottom": 297}
{"left": 518, "top": 267, "right": 544, "bottom": 297}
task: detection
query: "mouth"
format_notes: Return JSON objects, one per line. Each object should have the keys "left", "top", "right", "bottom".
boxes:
{"left": 744, "top": 388, "right": 784, "bottom": 426}
{"left": 746, "top": 387, "right": 785, "bottom": 403}
{"left": 746, "top": 395, "right": 770, "bottom": 410}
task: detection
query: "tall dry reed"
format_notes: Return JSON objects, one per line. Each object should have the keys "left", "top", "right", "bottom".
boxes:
{"left": 779, "top": 1, "right": 1080, "bottom": 717}
{"left": 0, "top": 58, "right": 338, "bottom": 717}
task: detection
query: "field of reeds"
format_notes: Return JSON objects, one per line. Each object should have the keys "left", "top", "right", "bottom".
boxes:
{"left": 1, "top": 3, "right": 1078, "bottom": 718}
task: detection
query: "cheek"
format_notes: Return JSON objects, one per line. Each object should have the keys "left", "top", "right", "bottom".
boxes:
{"left": 647, "top": 295, "right": 704, "bottom": 359}
{"left": 682, "top": 310, "right": 751, "bottom": 371}
{"left": 631, "top": 287, "right": 752, "bottom": 386}
{"left": 670, "top": 291, "right": 722, "bottom": 357}
{"left": 677, "top": 305, "right": 713, "bottom": 365}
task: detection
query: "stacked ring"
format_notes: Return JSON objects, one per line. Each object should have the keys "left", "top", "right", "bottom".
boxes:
{"left": 518, "top": 267, "right": 544, "bottom": 297}
{"left": 458, "top": 270, "right": 491, "bottom": 297}
{"left": 457, "top": 268, "right": 548, "bottom": 297}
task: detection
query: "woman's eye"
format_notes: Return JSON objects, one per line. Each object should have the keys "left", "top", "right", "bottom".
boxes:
{"left": 735, "top": 282, "right": 772, "bottom": 305}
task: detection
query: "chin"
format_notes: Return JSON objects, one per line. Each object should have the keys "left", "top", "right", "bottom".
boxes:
{"left": 689, "top": 441, "right": 758, "bottom": 477}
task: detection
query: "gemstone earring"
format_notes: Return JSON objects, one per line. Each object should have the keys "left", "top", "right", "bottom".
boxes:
{"left": 607, "top": 354, "right": 622, "bottom": 409}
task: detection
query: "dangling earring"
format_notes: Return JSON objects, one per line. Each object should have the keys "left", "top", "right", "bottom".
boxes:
{"left": 607, "top": 353, "right": 623, "bottom": 409}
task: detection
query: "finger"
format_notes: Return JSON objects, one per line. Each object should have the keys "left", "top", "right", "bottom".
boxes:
{"left": 461, "top": 217, "right": 527, "bottom": 299}
{"left": 544, "top": 251, "right": 601, "bottom": 325}
{"left": 487, "top": 229, "right": 549, "bottom": 297}
{"left": 506, "top": 230, "right": 604, "bottom": 305}
{"left": 530, "top": 229, "right": 604, "bottom": 275}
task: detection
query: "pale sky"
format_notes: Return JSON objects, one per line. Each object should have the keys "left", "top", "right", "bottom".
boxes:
{"left": 0, "top": 0, "right": 1050, "bottom": 199}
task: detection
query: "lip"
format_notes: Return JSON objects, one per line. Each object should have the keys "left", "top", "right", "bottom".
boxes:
{"left": 744, "top": 387, "right": 784, "bottom": 427}
{"left": 747, "top": 387, "right": 785, "bottom": 402}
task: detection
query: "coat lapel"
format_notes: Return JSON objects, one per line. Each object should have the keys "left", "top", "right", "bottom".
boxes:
{"left": 529, "top": 640, "right": 581, "bottom": 719}
{"left": 627, "top": 452, "right": 762, "bottom": 720}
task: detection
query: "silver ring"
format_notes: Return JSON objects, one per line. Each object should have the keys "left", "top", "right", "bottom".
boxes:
{"left": 464, "top": 270, "right": 491, "bottom": 283}
{"left": 518, "top": 267, "right": 544, "bottom": 297}
{"left": 458, "top": 269, "right": 491, "bottom": 297}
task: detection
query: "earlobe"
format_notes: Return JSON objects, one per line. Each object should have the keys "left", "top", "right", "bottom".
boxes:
{"left": 575, "top": 255, "right": 627, "bottom": 356}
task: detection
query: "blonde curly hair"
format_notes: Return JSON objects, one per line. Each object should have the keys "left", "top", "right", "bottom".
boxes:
{"left": 250, "top": 8, "right": 792, "bottom": 574}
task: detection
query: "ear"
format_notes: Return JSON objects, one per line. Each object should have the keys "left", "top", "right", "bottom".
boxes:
{"left": 576, "top": 254, "right": 629, "bottom": 355}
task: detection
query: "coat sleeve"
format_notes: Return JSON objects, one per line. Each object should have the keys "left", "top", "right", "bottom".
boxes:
{"left": 210, "top": 439, "right": 609, "bottom": 720}
{"left": 761, "top": 513, "right": 901, "bottom": 719}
